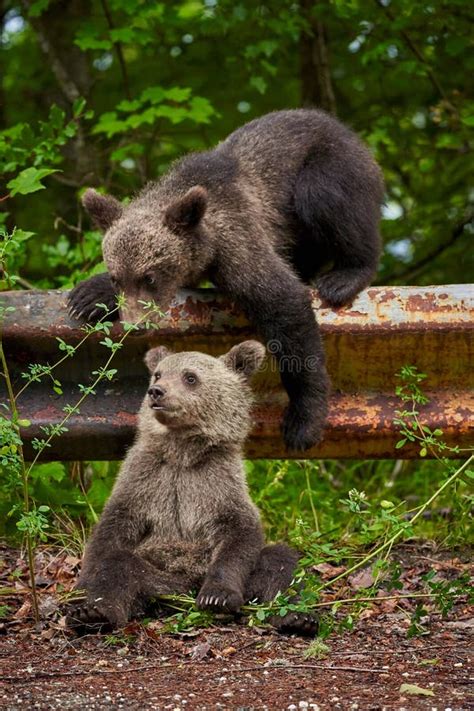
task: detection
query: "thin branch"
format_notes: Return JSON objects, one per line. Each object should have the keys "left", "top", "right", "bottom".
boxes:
{"left": 99, "top": 0, "right": 132, "bottom": 101}
{"left": 380, "top": 215, "right": 473, "bottom": 284}
{"left": 0, "top": 660, "right": 386, "bottom": 684}
{"left": 300, "top": 0, "right": 337, "bottom": 114}
{"left": 235, "top": 663, "right": 386, "bottom": 674}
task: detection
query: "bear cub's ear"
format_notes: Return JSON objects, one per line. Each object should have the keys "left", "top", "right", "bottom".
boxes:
{"left": 221, "top": 340, "right": 266, "bottom": 381}
{"left": 82, "top": 189, "right": 123, "bottom": 232}
{"left": 164, "top": 186, "right": 207, "bottom": 232}
{"left": 144, "top": 346, "right": 172, "bottom": 373}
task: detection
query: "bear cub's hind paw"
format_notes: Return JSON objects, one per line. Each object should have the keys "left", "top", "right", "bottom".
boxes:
{"left": 65, "top": 593, "right": 129, "bottom": 634}
{"left": 65, "top": 601, "right": 114, "bottom": 635}
{"left": 270, "top": 610, "right": 318, "bottom": 638}
{"left": 316, "top": 269, "right": 368, "bottom": 309}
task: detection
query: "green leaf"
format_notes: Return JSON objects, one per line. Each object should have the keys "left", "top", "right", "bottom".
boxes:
{"left": 12, "top": 229, "right": 35, "bottom": 242}
{"left": 250, "top": 76, "right": 267, "bottom": 94}
{"left": 73, "top": 97, "right": 87, "bottom": 118}
{"left": 75, "top": 28, "right": 112, "bottom": 51}
{"left": 177, "top": 1, "right": 203, "bottom": 20}
{"left": 256, "top": 608, "right": 266, "bottom": 621}
{"left": 92, "top": 113, "right": 128, "bottom": 138}
{"left": 110, "top": 28, "right": 136, "bottom": 44}
{"left": 165, "top": 87, "right": 192, "bottom": 103}
{"left": 399, "top": 683, "right": 434, "bottom": 697}
{"left": 141, "top": 86, "right": 166, "bottom": 104}
{"left": 7, "top": 168, "right": 59, "bottom": 196}
{"left": 116, "top": 99, "right": 143, "bottom": 113}
{"left": 28, "top": 0, "right": 52, "bottom": 17}
{"left": 188, "top": 97, "right": 216, "bottom": 123}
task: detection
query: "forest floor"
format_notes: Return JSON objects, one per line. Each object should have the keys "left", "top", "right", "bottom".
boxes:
{"left": 0, "top": 542, "right": 472, "bottom": 710}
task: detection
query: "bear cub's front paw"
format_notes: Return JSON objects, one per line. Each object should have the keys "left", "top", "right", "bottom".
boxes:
{"left": 196, "top": 583, "right": 244, "bottom": 613}
{"left": 68, "top": 273, "right": 119, "bottom": 323}
{"left": 282, "top": 401, "right": 326, "bottom": 452}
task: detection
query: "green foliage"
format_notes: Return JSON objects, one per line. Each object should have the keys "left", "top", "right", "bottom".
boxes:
{"left": 0, "top": 0, "right": 472, "bottom": 284}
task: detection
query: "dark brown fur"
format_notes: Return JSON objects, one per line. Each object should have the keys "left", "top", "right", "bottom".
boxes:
{"left": 68, "top": 342, "right": 316, "bottom": 637}
{"left": 69, "top": 109, "right": 384, "bottom": 450}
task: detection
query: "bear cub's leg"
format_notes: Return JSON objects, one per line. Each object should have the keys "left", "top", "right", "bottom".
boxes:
{"left": 68, "top": 549, "right": 192, "bottom": 632}
{"left": 293, "top": 154, "right": 381, "bottom": 308}
{"left": 245, "top": 544, "right": 318, "bottom": 637}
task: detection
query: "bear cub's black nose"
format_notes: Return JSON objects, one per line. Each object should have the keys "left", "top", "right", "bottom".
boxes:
{"left": 148, "top": 385, "right": 166, "bottom": 399}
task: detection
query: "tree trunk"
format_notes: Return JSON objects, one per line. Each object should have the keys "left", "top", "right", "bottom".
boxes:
{"left": 300, "top": 0, "right": 337, "bottom": 114}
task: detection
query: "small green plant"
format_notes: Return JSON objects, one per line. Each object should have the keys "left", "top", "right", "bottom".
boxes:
{"left": 303, "top": 638, "right": 330, "bottom": 660}
{"left": 0, "top": 604, "right": 12, "bottom": 619}
{"left": 103, "top": 633, "right": 135, "bottom": 648}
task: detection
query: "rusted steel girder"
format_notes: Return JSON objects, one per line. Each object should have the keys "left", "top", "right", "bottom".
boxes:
{"left": 1, "top": 285, "right": 473, "bottom": 460}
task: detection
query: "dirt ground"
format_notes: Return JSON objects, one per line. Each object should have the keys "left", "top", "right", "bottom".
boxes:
{"left": 0, "top": 543, "right": 472, "bottom": 710}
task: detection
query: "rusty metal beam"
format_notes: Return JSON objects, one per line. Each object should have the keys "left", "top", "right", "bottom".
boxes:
{"left": 1, "top": 285, "right": 473, "bottom": 460}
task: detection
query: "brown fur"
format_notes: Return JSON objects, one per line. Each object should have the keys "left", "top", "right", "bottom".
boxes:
{"left": 69, "top": 109, "right": 384, "bottom": 451}
{"left": 69, "top": 341, "right": 316, "bottom": 637}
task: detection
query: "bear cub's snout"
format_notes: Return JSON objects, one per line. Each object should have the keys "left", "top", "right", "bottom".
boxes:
{"left": 148, "top": 384, "right": 166, "bottom": 409}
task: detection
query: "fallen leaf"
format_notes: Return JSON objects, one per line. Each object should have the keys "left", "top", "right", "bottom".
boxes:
{"left": 399, "top": 683, "right": 435, "bottom": 697}
{"left": 39, "top": 595, "right": 60, "bottom": 619}
{"left": 14, "top": 600, "right": 31, "bottom": 619}
{"left": 313, "top": 563, "right": 346, "bottom": 580}
{"left": 190, "top": 641, "right": 211, "bottom": 660}
{"left": 222, "top": 646, "right": 237, "bottom": 656}
{"left": 64, "top": 555, "right": 81, "bottom": 567}
{"left": 348, "top": 567, "right": 374, "bottom": 590}
{"left": 40, "top": 627, "right": 55, "bottom": 640}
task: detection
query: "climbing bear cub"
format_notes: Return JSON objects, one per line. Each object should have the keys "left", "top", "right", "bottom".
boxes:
{"left": 69, "top": 341, "right": 316, "bottom": 636}
{"left": 69, "top": 109, "right": 384, "bottom": 451}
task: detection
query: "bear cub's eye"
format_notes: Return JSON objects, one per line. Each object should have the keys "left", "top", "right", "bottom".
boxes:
{"left": 143, "top": 273, "right": 156, "bottom": 288}
{"left": 154, "top": 372, "right": 161, "bottom": 381}
{"left": 183, "top": 372, "right": 198, "bottom": 386}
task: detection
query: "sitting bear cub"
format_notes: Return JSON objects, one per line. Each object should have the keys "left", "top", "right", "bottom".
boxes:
{"left": 70, "top": 340, "right": 316, "bottom": 636}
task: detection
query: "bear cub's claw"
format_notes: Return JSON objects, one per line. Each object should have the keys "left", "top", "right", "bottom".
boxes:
{"left": 65, "top": 601, "right": 114, "bottom": 634}
{"left": 196, "top": 584, "right": 244, "bottom": 613}
{"left": 65, "top": 591, "right": 129, "bottom": 634}
{"left": 68, "top": 273, "right": 119, "bottom": 324}
{"left": 271, "top": 610, "right": 318, "bottom": 637}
